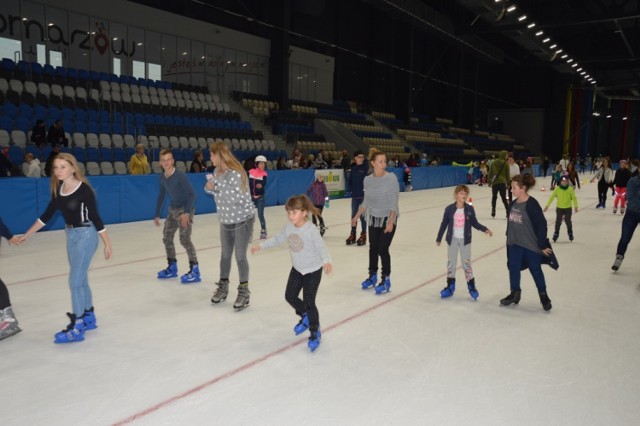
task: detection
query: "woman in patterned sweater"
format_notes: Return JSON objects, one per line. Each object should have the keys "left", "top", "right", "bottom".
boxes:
{"left": 205, "top": 142, "right": 256, "bottom": 310}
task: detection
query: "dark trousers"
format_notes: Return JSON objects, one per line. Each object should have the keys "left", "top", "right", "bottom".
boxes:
{"left": 368, "top": 219, "right": 397, "bottom": 277}
{"left": 0, "top": 278, "right": 10, "bottom": 310}
{"left": 284, "top": 267, "right": 322, "bottom": 332}
{"left": 597, "top": 179, "right": 609, "bottom": 206}
{"left": 311, "top": 204, "right": 325, "bottom": 228}
{"left": 616, "top": 209, "right": 640, "bottom": 256}
{"left": 491, "top": 183, "right": 509, "bottom": 214}
{"left": 351, "top": 198, "right": 366, "bottom": 233}
{"left": 507, "top": 244, "right": 547, "bottom": 293}
{"left": 554, "top": 208, "right": 573, "bottom": 235}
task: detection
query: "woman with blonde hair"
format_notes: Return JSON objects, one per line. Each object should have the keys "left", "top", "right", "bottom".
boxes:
{"left": 19, "top": 153, "right": 112, "bottom": 343}
{"left": 128, "top": 143, "right": 149, "bottom": 174}
{"left": 205, "top": 142, "right": 256, "bottom": 310}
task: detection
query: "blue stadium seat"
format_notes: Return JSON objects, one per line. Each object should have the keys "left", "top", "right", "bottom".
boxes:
{"left": 99, "top": 147, "right": 112, "bottom": 161}
{"left": 86, "top": 147, "right": 99, "bottom": 162}
{"left": 71, "top": 146, "right": 87, "bottom": 162}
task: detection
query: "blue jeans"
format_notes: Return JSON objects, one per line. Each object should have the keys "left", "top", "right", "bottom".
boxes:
{"left": 507, "top": 244, "right": 547, "bottom": 292}
{"left": 66, "top": 225, "right": 99, "bottom": 317}
{"left": 616, "top": 209, "right": 640, "bottom": 256}
{"left": 253, "top": 196, "right": 266, "bottom": 231}
{"left": 351, "top": 198, "right": 366, "bottom": 233}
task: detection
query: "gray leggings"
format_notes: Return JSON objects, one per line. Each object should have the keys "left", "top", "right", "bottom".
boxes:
{"left": 163, "top": 207, "right": 197, "bottom": 263}
{"left": 446, "top": 237, "right": 474, "bottom": 282}
{"left": 219, "top": 216, "right": 255, "bottom": 283}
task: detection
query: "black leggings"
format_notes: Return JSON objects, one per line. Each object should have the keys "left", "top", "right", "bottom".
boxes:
{"left": 0, "top": 278, "right": 11, "bottom": 310}
{"left": 598, "top": 179, "right": 609, "bottom": 206}
{"left": 311, "top": 204, "right": 325, "bottom": 228}
{"left": 284, "top": 267, "right": 322, "bottom": 332}
{"left": 368, "top": 220, "right": 397, "bottom": 277}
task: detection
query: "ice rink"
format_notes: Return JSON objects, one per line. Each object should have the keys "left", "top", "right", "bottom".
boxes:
{"left": 2, "top": 176, "right": 640, "bottom": 425}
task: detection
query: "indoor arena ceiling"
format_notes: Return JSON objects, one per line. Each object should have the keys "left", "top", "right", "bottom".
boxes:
{"left": 132, "top": 0, "right": 640, "bottom": 100}
{"left": 449, "top": 0, "right": 640, "bottom": 100}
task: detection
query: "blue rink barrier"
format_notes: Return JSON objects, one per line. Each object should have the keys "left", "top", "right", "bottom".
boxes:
{"left": 0, "top": 167, "right": 467, "bottom": 234}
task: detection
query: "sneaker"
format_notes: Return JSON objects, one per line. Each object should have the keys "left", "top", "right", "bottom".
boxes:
{"left": 0, "top": 306, "right": 21, "bottom": 340}
{"left": 260, "top": 229, "right": 267, "bottom": 240}
{"left": 54, "top": 313, "right": 86, "bottom": 344}
{"left": 233, "top": 284, "right": 250, "bottom": 310}
{"left": 157, "top": 261, "right": 178, "bottom": 279}
{"left": 294, "top": 313, "right": 309, "bottom": 335}
{"left": 361, "top": 272, "right": 377, "bottom": 290}
{"left": 612, "top": 254, "right": 624, "bottom": 271}
{"left": 375, "top": 276, "right": 391, "bottom": 294}
{"left": 180, "top": 263, "right": 201, "bottom": 284}
{"left": 308, "top": 329, "right": 321, "bottom": 352}
{"left": 211, "top": 279, "right": 229, "bottom": 303}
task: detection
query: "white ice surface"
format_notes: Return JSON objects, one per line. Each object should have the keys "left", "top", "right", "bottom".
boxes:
{"left": 2, "top": 178, "right": 639, "bottom": 426}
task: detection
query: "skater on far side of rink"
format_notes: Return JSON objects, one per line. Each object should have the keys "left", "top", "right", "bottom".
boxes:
{"left": 345, "top": 151, "right": 368, "bottom": 246}
{"left": 500, "top": 174, "right": 556, "bottom": 312}
{"left": 436, "top": 185, "right": 492, "bottom": 301}
{"left": 307, "top": 173, "right": 329, "bottom": 236}
{"left": 0, "top": 216, "right": 21, "bottom": 341}
{"left": 251, "top": 195, "right": 332, "bottom": 352}
{"left": 206, "top": 142, "right": 256, "bottom": 310}
{"left": 612, "top": 159, "right": 632, "bottom": 215}
{"left": 249, "top": 155, "right": 268, "bottom": 239}
{"left": 487, "top": 150, "right": 510, "bottom": 218}
{"left": 19, "top": 153, "right": 112, "bottom": 343}
{"left": 155, "top": 149, "right": 200, "bottom": 284}
{"left": 544, "top": 175, "right": 579, "bottom": 242}
{"left": 590, "top": 157, "right": 614, "bottom": 209}
{"left": 352, "top": 148, "right": 399, "bottom": 294}
{"left": 611, "top": 173, "right": 640, "bottom": 272}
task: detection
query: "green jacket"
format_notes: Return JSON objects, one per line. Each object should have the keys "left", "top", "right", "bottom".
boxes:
{"left": 488, "top": 151, "right": 510, "bottom": 185}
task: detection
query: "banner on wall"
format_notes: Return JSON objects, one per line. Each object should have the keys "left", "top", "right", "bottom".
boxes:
{"left": 314, "top": 169, "right": 344, "bottom": 197}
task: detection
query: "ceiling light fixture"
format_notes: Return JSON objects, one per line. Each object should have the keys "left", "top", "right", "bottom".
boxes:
{"left": 527, "top": 23, "right": 536, "bottom": 29}
{"left": 567, "top": 58, "right": 573, "bottom": 63}
{"left": 535, "top": 31, "right": 544, "bottom": 36}
{"left": 549, "top": 44, "right": 557, "bottom": 49}
{"left": 571, "top": 63, "right": 578, "bottom": 67}
{"left": 577, "top": 68, "right": 582, "bottom": 72}
{"left": 542, "top": 38, "right": 550, "bottom": 43}
{"left": 518, "top": 15, "right": 527, "bottom": 21}
{"left": 507, "top": 6, "right": 516, "bottom": 12}
{"left": 555, "top": 49, "right": 563, "bottom": 54}
{"left": 561, "top": 54, "right": 568, "bottom": 59}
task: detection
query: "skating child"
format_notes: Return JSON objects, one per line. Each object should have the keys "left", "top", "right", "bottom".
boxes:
{"left": 249, "top": 155, "right": 268, "bottom": 239}
{"left": 590, "top": 157, "right": 614, "bottom": 209}
{"left": 550, "top": 164, "right": 563, "bottom": 190}
{"left": 436, "top": 185, "right": 492, "bottom": 300}
{"left": 544, "top": 175, "right": 579, "bottom": 242}
{"left": 251, "top": 195, "right": 332, "bottom": 352}
{"left": 19, "top": 153, "right": 112, "bottom": 343}
{"left": 403, "top": 160, "right": 413, "bottom": 191}
{"left": 478, "top": 161, "right": 487, "bottom": 186}
{"left": 612, "top": 159, "right": 631, "bottom": 215}
{"left": 307, "top": 174, "right": 329, "bottom": 236}
{"left": 155, "top": 148, "right": 200, "bottom": 283}
{"left": 0, "top": 216, "right": 21, "bottom": 340}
